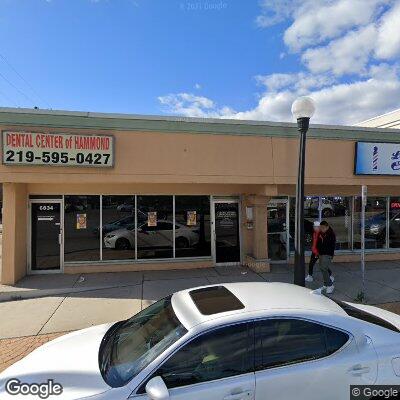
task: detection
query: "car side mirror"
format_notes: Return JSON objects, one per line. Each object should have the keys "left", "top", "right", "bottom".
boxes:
{"left": 145, "top": 376, "right": 169, "bottom": 400}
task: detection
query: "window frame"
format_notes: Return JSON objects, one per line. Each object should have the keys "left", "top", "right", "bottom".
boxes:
{"left": 134, "top": 320, "right": 255, "bottom": 395}
{"left": 254, "top": 316, "right": 352, "bottom": 373}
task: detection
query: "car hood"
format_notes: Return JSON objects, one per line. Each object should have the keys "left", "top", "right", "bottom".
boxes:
{"left": 105, "top": 228, "right": 129, "bottom": 237}
{"left": 0, "top": 323, "right": 113, "bottom": 400}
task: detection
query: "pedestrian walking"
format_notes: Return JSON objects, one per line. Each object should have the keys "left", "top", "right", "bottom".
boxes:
{"left": 306, "top": 221, "right": 334, "bottom": 283}
{"left": 315, "top": 220, "right": 336, "bottom": 294}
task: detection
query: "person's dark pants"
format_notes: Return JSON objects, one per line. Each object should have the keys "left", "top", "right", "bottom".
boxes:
{"left": 308, "top": 253, "right": 332, "bottom": 277}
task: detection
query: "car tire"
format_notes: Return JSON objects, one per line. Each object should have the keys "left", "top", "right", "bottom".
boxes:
{"left": 175, "top": 237, "right": 189, "bottom": 249}
{"left": 322, "top": 209, "right": 334, "bottom": 218}
{"left": 115, "top": 238, "right": 131, "bottom": 250}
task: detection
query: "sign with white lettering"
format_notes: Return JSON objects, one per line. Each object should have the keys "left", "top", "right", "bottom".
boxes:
{"left": 355, "top": 142, "right": 400, "bottom": 175}
{"left": 2, "top": 131, "right": 114, "bottom": 167}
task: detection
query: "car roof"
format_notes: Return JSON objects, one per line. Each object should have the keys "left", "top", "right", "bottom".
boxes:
{"left": 172, "top": 282, "right": 346, "bottom": 329}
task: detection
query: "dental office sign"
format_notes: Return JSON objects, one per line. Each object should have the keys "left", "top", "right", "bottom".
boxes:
{"left": 355, "top": 142, "right": 400, "bottom": 175}
{"left": 2, "top": 131, "right": 114, "bottom": 167}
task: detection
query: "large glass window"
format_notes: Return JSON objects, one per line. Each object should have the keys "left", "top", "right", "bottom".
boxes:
{"left": 321, "top": 197, "right": 352, "bottom": 250}
{"left": 354, "top": 196, "right": 387, "bottom": 249}
{"left": 289, "top": 197, "right": 316, "bottom": 251}
{"left": 155, "top": 323, "right": 253, "bottom": 389}
{"left": 137, "top": 196, "right": 173, "bottom": 259}
{"left": 389, "top": 197, "right": 400, "bottom": 248}
{"left": 64, "top": 195, "right": 100, "bottom": 262}
{"left": 175, "top": 196, "right": 211, "bottom": 258}
{"left": 102, "top": 196, "right": 135, "bottom": 260}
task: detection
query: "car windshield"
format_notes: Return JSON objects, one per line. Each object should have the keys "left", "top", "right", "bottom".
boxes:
{"left": 99, "top": 295, "right": 187, "bottom": 387}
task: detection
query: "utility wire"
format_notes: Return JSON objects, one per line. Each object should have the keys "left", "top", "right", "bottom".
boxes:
{"left": 0, "top": 86, "right": 19, "bottom": 107}
{"left": 0, "top": 52, "right": 51, "bottom": 109}
{"left": 0, "top": 69, "right": 39, "bottom": 107}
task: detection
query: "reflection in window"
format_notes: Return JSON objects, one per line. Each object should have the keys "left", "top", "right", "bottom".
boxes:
{"left": 354, "top": 197, "right": 387, "bottom": 249}
{"left": 321, "top": 197, "right": 351, "bottom": 250}
{"left": 156, "top": 323, "right": 252, "bottom": 389}
{"left": 389, "top": 197, "right": 400, "bottom": 248}
{"left": 64, "top": 195, "right": 100, "bottom": 262}
{"left": 102, "top": 196, "right": 135, "bottom": 260}
{"left": 175, "top": 196, "right": 211, "bottom": 258}
{"left": 288, "top": 196, "right": 352, "bottom": 252}
{"left": 289, "top": 197, "right": 315, "bottom": 251}
{"left": 137, "top": 196, "right": 173, "bottom": 259}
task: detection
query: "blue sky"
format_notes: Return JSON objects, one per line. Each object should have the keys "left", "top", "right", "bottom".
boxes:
{"left": 1, "top": 0, "right": 400, "bottom": 124}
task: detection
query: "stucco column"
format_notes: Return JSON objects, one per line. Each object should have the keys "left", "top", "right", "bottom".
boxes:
{"left": 1, "top": 183, "right": 27, "bottom": 285}
{"left": 243, "top": 195, "right": 270, "bottom": 272}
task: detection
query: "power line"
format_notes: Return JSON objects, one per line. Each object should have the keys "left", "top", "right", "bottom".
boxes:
{"left": 0, "top": 86, "right": 19, "bottom": 107}
{"left": 0, "top": 52, "right": 51, "bottom": 109}
{"left": 0, "top": 69, "right": 38, "bottom": 107}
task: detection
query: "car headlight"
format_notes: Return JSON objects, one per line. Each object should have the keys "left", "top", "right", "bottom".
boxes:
{"left": 106, "top": 234, "right": 116, "bottom": 239}
{"left": 369, "top": 225, "right": 380, "bottom": 234}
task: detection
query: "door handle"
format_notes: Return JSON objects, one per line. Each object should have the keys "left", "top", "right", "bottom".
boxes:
{"left": 348, "top": 365, "right": 371, "bottom": 376}
{"left": 58, "top": 233, "right": 62, "bottom": 245}
{"left": 223, "top": 391, "right": 253, "bottom": 400}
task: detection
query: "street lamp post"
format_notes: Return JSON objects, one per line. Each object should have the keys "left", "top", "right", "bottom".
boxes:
{"left": 291, "top": 96, "right": 316, "bottom": 287}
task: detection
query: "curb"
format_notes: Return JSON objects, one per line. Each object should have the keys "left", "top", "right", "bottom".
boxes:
{"left": 0, "top": 282, "right": 141, "bottom": 303}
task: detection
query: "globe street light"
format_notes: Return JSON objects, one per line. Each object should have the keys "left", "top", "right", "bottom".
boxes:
{"left": 291, "top": 96, "right": 316, "bottom": 286}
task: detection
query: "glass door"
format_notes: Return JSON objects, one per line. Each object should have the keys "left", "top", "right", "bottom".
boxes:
{"left": 213, "top": 201, "right": 241, "bottom": 265}
{"left": 30, "top": 200, "right": 63, "bottom": 272}
{"left": 267, "top": 199, "right": 289, "bottom": 262}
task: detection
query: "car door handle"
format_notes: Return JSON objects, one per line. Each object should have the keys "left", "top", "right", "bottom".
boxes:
{"left": 348, "top": 365, "right": 371, "bottom": 375}
{"left": 223, "top": 391, "right": 253, "bottom": 400}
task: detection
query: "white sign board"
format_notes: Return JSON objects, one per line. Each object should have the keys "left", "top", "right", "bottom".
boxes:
{"left": 355, "top": 141, "right": 400, "bottom": 175}
{"left": 2, "top": 131, "right": 114, "bottom": 167}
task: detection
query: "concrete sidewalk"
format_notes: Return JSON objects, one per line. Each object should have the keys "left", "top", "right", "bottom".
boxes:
{"left": 1, "top": 261, "right": 400, "bottom": 339}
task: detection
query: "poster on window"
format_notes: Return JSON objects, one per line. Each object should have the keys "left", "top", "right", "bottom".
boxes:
{"left": 147, "top": 211, "right": 157, "bottom": 227}
{"left": 76, "top": 214, "right": 87, "bottom": 229}
{"left": 187, "top": 210, "right": 197, "bottom": 226}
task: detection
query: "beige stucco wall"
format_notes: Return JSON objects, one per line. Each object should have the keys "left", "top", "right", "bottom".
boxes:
{"left": 2, "top": 123, "right": 400, "bottom": 283}
{"left": 1, "top": 183, "right": 27, "bottom": 284}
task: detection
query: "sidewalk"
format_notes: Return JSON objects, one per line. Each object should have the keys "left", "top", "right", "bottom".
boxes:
{"left": 1, "top": 261, "right": 400, "bottom": 372}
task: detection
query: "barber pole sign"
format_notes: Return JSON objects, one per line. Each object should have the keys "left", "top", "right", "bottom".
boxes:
{"left": 2, "top": 131, "right": 114, "bottom": 167}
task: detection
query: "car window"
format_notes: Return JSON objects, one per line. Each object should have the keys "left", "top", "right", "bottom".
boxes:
{"left": 99, "top": 296, "right": 187, "bottom": 388}
{"left": 157, "top": 222, "right": 173, "bottom": 230}
{"left": 152, "top": 323, "right": 254, "bottom": 389}
{"left": 332, "top": 300, "right": 400, "bottom": 333}
{"left": 255, "top": 319, "right": 349, "bottom": 371}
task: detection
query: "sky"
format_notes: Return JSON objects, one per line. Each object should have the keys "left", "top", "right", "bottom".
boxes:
{"left": 0, "top": 0, "right": 400, "bottom": 125}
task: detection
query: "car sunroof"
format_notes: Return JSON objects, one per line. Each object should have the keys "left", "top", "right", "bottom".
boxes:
{"left": 189, "top": 286, "right": 245, "bottom": 315}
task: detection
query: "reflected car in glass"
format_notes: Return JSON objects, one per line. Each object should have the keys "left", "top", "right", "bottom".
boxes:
{"left": 1, "top": 282, "right": 400, "bottom": 400}
{"left": 103, "top": 220, "right": 200, "bottom": 250}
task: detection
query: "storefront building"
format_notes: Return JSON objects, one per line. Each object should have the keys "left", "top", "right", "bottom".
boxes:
{"left": 2, "top": 107, "right": 400, "bottom": 284}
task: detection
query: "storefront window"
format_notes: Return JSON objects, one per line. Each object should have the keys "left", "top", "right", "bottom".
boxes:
{"left": 102, "top": 196, "right": 135, "bottom": 260}
{"left": 289, "top": 197, "right": 316, "bottom": 252}
{"left": 354, "top": 196, "right": 387, "bottom": 249}
{"left": 389, "top": 197, "right": 400, "bottom": 248}
{"left": 137, "top": 196, "right": 173, "bottom": 259}
{"left": 64, "top": 195, "right": 100, "bottom": 262}
{"left": 175, "top": 196, "right": 211, "bottom": 258}
{"left": 321, "top": 197, "right": 352, "bottom": 250}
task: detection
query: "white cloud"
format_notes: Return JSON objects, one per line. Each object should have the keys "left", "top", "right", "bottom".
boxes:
{"left": 158, "top": 1, "right": 400, "bottom": 125}
{"left": 194, "top": 83, "right": 202, "bottom": 90}
{"left": 158, "top": 92, "right": 234, "bottom": 118}
{"left": 302, "top": 25, "right": 377, "bottom": 76}
{"left": 375, "top": 1, "right": 400, "bottom": 59}
{"left": 283, "top": 0, "right": 388, "bottom": 51}
{"left": 229, "top": 69, "right": 400, "bottom": 125}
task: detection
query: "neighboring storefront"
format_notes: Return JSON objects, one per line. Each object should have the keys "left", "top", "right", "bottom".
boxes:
{"left": 2, "top": 107, "right": 400, "bottom": 284}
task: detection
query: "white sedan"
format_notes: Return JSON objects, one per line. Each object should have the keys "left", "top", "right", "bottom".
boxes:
{"left": 1, "top": 282, "right": 400, "bottom": 400}
{"left": 103, "top": 220, "right": 199, "bottom": 250}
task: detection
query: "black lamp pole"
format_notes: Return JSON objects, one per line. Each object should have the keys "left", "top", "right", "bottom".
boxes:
{"left": 293, "top": 117, "right": 310, "bottom": 287}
